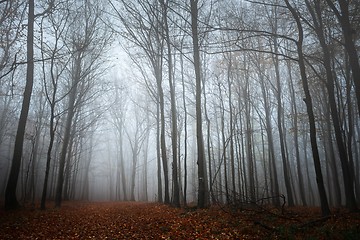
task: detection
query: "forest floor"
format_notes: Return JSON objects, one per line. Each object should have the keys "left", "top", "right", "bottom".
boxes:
{"left": 0, "top": 201, "right": 360, "bottom": 239}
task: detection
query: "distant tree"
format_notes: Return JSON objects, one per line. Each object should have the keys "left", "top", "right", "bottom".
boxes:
{"left": 125, "top": 106, "right": 149, "bottom": 201}
{"left": 54, "top": 0, "right": 111, "bottom": 207}
{"left": 40, "top": 2, "right": 71, "bottom": 209}
{"left": 109, "top": 0, "right": 171, "bottom": 204}
{"left": 110, "top": 82, "right": 128, "bottom": 201}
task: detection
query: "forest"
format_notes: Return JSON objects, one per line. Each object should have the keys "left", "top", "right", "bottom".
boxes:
{"left": 1, "top": 0, "right": 360, "bottom": 236}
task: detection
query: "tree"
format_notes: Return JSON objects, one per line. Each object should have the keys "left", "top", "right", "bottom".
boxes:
{"left": 190, "top": 0, "right": 209, "bottom": 208}
{"left": 325, "top": 0, "right": 360, "bottom": 118}
{"left": 284, "top": 0, "right": 331, "bottom": 216}
{"left": 5, "top": 0, "right": 35, "bottom": 210}
{"left": 159, "top": 0, "right": 180, "bottom": 208}
{"left": 269, "top": 4, "right": 294, "bottom": 206}
{"left": 110, "top": 0, "right": 171, "bottom": 204}
{"left": 0, "top": 0, "right": 25, "bottom": 79}
{"left": 40, "top": 2, "right": 71, "bottom": 209}
{"left": 110, "top": 81, "right": 128, "bottom": 201}
{"left": 55, "top": 0, "right": 111, "bottom": 207}
{"left": 125, "top": 105, "right": 149, "bottom": 201}
{"left": 286, "top": 57, "right": 307, "bottom": 206}
{"left": 305, "top": 0, "right": 357, "bottom": 211}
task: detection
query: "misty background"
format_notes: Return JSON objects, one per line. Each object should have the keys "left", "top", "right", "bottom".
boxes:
{"left": 1, "top": 0, "right": 360, "bottom": 215}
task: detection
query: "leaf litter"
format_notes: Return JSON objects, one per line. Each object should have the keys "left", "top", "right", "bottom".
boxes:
{"left": 1, "top": 202, "right": 360, "bottom": 239}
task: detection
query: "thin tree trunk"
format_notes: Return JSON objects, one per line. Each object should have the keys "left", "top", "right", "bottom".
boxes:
{"left": 180, "top": 44, "right": 188, "bottom": 207}
{"left": 226, "top": 56, "right": 236, "bottom": 203}
{"left": 156, "top": 100, "right": 162, "bottom": 203}
{"left": 258, "top": 64, "right": 280, "bottom": 206}
{"left": 245, "top": 82, "right": 255, "bottom": 202}
{"left": 272, "top": 28, "right": 294, "bottom": 206}
{"left": 218, "top": 83, "right": 229, "bottom": 204}
{"left": 157, "top": 64, "right": 170, "bottom": 204}
{"left": 287, "top": 59, "right": 307, "bottom": 206}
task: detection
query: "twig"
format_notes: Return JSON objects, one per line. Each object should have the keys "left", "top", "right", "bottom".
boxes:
{"left": 298, "top": 216, "right": 331, "bottom": 229}
{"left": 254, "top": 221, "right": 279, "bottom": 232}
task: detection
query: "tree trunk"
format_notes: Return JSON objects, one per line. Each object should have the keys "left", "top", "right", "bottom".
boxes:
{"left": 226, "top": 55, "right": 237, "bottom": 203}
{"left": 180, "top": 45, "right": 188, "bottom": 206}
{"left": 156, "top": 101, "right": 162, "bottom": 203}
{"left": 326, "top": 0, "right": 360, "bottom": 118}
{"left": 284, "top": 0, "right": 331, "bottom": 216}
{"left": 160, "top": 0, "right": 180, "bottom": 207}
{"left": 271, "top": 20, "right": 294, "bottom": 206}
{"left": 244, "top": 80, "right": 255, "bottom": 203}
{"left": 54, "top": 51, "right": 80, "bottom": 208}
{"left": 190, "top": 0, "right": 208, "bottom": 208}
{"left": 41, "top": 102, "right": 56, "bottom": 209}
{"left": 5, "top": 0, "right": 34, "bottom": 210}
{"left": 306, "top": 0, "right": 357, "bottom": 211}
{"left": 219, "top": 85, "right": 229, "bottom": 204}
{"left": 258, "top": 63, "right": 280, "bottom": 206}
{"left": 287, "top": 59, "right": 307, "bottom": 206}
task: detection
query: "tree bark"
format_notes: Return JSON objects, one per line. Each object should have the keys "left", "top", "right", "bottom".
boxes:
{"left": 5, "top": 0, "right": 34, "bottom": 210}
{"left": 54, "top": 51, "right": 80, "bottom": 208}
{"left": 284, "top": 0, "right": 331, "bottom": 216}
{"left": 190, "top": 0, "right": 208, "bottom": 208}
{"left": 306, "top": 0, "right": 357, "bottom": 211}
{"left": 326, "top": 0, "right": 360, "bottom": 119}
{"left": 287, "top": 59, "right": 307, "bottom": 206}
{"left": 160, "top": 0, "right": 180, "bottom": 207}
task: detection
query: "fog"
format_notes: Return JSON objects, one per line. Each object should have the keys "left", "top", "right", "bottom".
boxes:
{"left": 1, "top": 0, "right": 360, "bottom": 214}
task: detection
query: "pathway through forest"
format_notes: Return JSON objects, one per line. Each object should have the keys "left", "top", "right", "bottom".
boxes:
{"left": 1, "top": 202, "right": 359, "bottom": 239}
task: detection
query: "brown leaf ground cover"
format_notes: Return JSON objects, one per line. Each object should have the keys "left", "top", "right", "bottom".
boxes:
{"left": 0, "top": 201, "right": 360, "bottom": 239}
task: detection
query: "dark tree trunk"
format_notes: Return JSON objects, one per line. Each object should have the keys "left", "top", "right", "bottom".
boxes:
{"left": 180, "top": 46, "right": 188, "bottom": 206}
{"left": 156, "top": 101, "right": 162, "bottom": 203}
{"left": 226, "top": 56, "right": 237, "bottom": 203}
{"left": 41, "top": 105, "right": 56, "bottom": 209}
{"left": 160, "top": 0, "right": 180, "bottom": 207}
{"left": 306, "top": 0, "right": 357, "bottom": 211}
{"left": 55, "top": 52, "right": 80, "bottom": 208}
{"left": 284, "top": 0, "right": 331, "bottom": 216}
{"left": 5, "top": 0, "right": 34, "bottom": 210}
{"left": 158, "top": 71, "right": 170, "bottom": 204}
{"left": 190, "top": 0, "right": 208, "bottom": 208}
{"left": 244, "top": 81, "right": 255, "bottom": 203}
{"left": 219, "top": 85, "right": 229, "bottom": 204}
{"left": 326, "top": 0, "right": 360, "bottom": 119}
